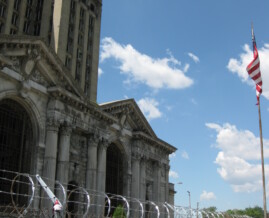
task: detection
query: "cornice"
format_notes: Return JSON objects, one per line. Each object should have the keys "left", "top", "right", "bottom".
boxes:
{"left": 133, "top": 131, "right": 177, "bottom": 154}
{"left": 47, "top": 86, "right": 117, "bottom": 124}
{"left": 0, "top": 35, "right": 83, "bottom": 98}
{"left": 100, "top": 98, "right": 157, "bottom": 138}
{"left": 0, "top": 35, "right": 117, "bottom": 125}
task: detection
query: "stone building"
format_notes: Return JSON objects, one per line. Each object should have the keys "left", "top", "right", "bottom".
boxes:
{"left": 0, "top": 0, "right": 176, "bottom": 215}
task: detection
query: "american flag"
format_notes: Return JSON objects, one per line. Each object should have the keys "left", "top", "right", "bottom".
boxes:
{"left": 246, "top": 27, "right": 262, "bottom": 105}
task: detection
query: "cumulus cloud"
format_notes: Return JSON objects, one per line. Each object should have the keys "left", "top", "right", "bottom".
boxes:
{"left": 98, "top": 67, "right": 103, "bottom": 76}
{"left": 181, "top": 151, "right": 189, "bottom": 159}
{"left": 206, "top": 122, "right": 269, "bottom": 193}
{"left": 169, "top": 170, "right": 179, "bottom": 179}
{"left": 100, "top": 37, "right": 194, "bottom": 90}
{"left": 227, "top": 43, "right": 269, "bottom": 99}
{"left": 137, "top": 98, "right": 162, "bottom": 121}
{"left": 200, "top": 191, "right": 216, "bottom": 201}
{"left": 169, "top": 152, "right": 176, "bottom": 158}
{"left": 188, "top": 52, "right": 200, "bottom": 63}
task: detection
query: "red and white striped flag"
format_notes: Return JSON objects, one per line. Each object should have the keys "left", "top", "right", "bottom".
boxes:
{"left": 246, "top": 27, "right": 262, "bottom": 105}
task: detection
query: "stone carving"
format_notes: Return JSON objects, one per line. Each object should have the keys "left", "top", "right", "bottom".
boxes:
{"left": 60, "top": 121, "right": 72, "bottom": 136}
{"left": 46, "top": 117, "right": 60, "bottom": 132}
{"left": 87, "top": 131, "right": 99, "bottom": 147}
{"left": 30, "top": 70, "right": 50, "bottom": 87}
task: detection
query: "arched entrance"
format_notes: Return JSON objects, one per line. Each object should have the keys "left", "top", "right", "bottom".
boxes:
{"left": 67, "top": 181, "right": 79, "bottom": 217}
{"left": 105, "top": 143, "right": 124, "bottom": 215}
{"left": 0, "top": 99, "right": 34, "bottom": 205}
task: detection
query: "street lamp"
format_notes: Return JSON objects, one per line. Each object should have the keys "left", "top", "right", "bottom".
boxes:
{"left": 187, "top": 191, "right": 191, "bottom": 218}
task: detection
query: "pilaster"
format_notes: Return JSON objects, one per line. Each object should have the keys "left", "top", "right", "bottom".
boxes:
{"left": 96, "top": 138, "right": 109, "bottom": 216}
{"left": 56, "top": 122, "right": 72, "bottom": 198}
{"left": 153, "top": 161, "right": 161, "bottom": 202}
{"left": 86, "top": 132, "right": 99, "bottom": 192}
{"left": 140, "top": 158, "right": 146, "bottom": 202}
{"left": 42, "top": 118, "right": 59, "bottom": 209}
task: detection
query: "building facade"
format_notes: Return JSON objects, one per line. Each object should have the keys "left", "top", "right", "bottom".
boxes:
{"left": 0, "top": 0, "right": 176, "bottom": 216}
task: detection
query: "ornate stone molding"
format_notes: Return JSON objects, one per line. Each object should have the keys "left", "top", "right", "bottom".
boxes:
{"left": 46, "top": 118, "right": 60, "bottom": 132}
{"left": 87, "top": 131, "right": 100, "bottom": 147}
{"left": 60, "top": 121, "right": 72, "bottom": 136}
{"left": 98, "top": 137, "right": 109, "bottom": 150}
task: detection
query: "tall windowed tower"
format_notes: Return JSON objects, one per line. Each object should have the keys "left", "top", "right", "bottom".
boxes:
{"left": 0, "top": 0, "right": 102, "bottom": 102}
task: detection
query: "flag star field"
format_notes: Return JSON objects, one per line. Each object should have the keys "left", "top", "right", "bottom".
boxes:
{"left": 97, "top": 0, "right": 269, "bottom": 211}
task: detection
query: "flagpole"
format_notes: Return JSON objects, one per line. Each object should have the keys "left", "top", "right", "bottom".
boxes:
{"left": 258, "top": 101, "right": 267, "bottom": 218}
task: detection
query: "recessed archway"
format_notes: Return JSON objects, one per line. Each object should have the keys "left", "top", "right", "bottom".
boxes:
{"left": 0, "top": 98, "right": 34, "bottom": 205}
{"left": 105, "top": 143, "right": 124, "bottom": 216}
{"left": 106, "top": 143, "right": 124, "bottom": 195}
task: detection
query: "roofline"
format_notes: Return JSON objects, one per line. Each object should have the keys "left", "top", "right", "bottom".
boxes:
{"left": 100, "top": 98, "right": 157, "bottom": 137}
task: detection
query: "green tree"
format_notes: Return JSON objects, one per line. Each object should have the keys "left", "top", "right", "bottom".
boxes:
{"left": 244, "top": 206, "right": 263, "bottom": 218}
{"left": 226, "top": 206, "right": 263, "bottom": 218}
{"left": 112, "top": 205, "right": 126, "bottom": 218}
{"left": 204, "top": 207, "right": 217, "bottom": 213}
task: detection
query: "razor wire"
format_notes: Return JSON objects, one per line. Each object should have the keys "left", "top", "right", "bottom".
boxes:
{"left": 0, "top": 169, "right": 253, "bottom": 218}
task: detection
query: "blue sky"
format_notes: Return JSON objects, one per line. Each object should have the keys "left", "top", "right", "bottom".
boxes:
{"left": 97, "top": 0, "right": 269, "bottom": 211}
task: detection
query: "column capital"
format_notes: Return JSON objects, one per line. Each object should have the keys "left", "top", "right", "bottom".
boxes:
{"left": 164, "top": 163, "right": 170, "bottom": 171}
{"left": 132, "top": 151, "right": 142, "bottom": 161}
{"left": 87, "top": 132, "right": 99, "bottom": 147}
{"left": 60, "top": 122, "right": 72, "bottom": 136}
{"left": 46, "top": 118, "right": 60, "bottom": 132}
{"left": 98, "top": 137, "right": 110, "bottom": 150}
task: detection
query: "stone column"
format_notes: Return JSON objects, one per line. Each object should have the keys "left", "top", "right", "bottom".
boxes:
{"left": 56, "top": 123, "right": 72, "bottom": 200}
{"left": 139, "top": 158, "right": 146, "bottom": 202}
{"left": 165, "top": 164, "right": 170, "bottom": 202}
{"left": 153, "top": 161, "right": 161, "bottom": 202}
{"left": 96, "top": 138, "right": 109, "bottom": 216}
{"left": 86, "top": 133, "right": 98, "bottom": 191}
{"left": 131, "top": 154, "right": 140, "bottom": 199}
{"left": 86, "top": 133, "right": 98, "bottom": 216}
{"left": 42, "top": 118, "right": 59, "bottom": 209}
{"left": 4, "top": 0, "right": 14, "bottom": 34}
{"left": 123, "top": 159, "right": 132, "bottom": 198}
{"left": 131, "top": 154, "right": 141, "bottom": 217}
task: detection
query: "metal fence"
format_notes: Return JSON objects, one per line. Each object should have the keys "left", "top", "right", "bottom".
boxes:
{"left": 0, "top": 169, "right": 252, "bottom": 218}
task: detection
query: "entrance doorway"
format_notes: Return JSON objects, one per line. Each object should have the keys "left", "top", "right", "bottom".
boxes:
{"left": 0, "top": 99, "right": 33, "bottom": 205}
{"left": 105, "top": 143, "right": 124, "bottom": 215}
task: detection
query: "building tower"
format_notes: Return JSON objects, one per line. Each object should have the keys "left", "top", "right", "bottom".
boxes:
{"left": 0, "top": 0, "right": 101, "bottom": 102}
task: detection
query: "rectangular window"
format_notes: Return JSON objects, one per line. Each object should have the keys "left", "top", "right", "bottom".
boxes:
{"left": 11, "top": 13, "right": 18, "bottom": 26}
{"left": 23, "top": 21, "right": 30, "bottom": 33}
{"left": 75, "top": 62, "right": 81, "bottom": 82}
{"left": 10, "top": 28, "right": 17, "bottom": 35}
{"left": 65, "top": 56, "right": 71, "bottom": 69}
{"left": 0, "top": 3, "right": 6, "bottom": 18}
{"left": 0, "top": 22, "right": 4, "bottom": 33}
{"left": 14, "top": 0, "right": 21, "bottom": 11}
{"left": 84, "top": 83, "right": 89, "bottom": 95}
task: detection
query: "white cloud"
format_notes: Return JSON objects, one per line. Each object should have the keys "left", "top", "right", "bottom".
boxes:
{"left": 137, "top": 98, "right": 162, "bottom": 121}
{"left": 98, "top": 67, "right": 103, "bottom": 76}
{"left": 169, "top": 152, "right": 176, "bottom": 158}
{"left": 200, "top": 191, "right": 216, "bottom": 201}
{"left": 181, "top": 151, "right": 189, "bottom": 159}
{"left": 100, "top": 37, "right": 194, "bottom": 90}
{"left": 188, "top": 52, "right": 200, "bottom": 63}
{"left": 227, "top": 43, "right": 269, "bottom": 100}
{"left": 206, "top": 122, "right": 269, "bottom": 193}
{"left": 169, "top": 170, "right": 179, "bottom": 179}
{"left": 190, "top": 98, "right": 198, "bottom": 105}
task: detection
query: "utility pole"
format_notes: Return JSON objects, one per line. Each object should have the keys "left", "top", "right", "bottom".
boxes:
{"left": 187, "top": 191, "right": 191, "bottom": 218}
{"left": 196, "top": 202, "right": 199, "bottom": 218}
